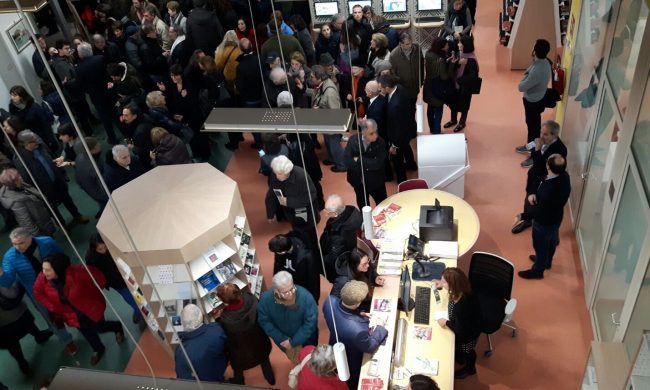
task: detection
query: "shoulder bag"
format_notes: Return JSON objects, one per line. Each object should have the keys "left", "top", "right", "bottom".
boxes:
{"left": 288, "top": 352, "right": 312, "bottom": 389}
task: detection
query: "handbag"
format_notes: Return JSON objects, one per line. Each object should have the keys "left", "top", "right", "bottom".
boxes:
{"left": 288, "top": 352, "right": 312, "bottom": 389}
{"left": 542, "top": 88, "right": 561, "bottom": 108}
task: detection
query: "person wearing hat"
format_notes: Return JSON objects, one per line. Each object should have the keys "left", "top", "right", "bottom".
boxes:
{"left": 338, "top": 56, "right": 370, "bottom": 120}
{"left": 323, "top": 280, "right": 388, "bottom": 390}
{"left": 318, "top": 53, "right": 340, "bottom": 88}
{"left": 264, "top": 51, "right": 282, "bottom": 79}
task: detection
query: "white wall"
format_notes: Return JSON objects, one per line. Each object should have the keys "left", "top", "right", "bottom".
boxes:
{"left": 0, "top": 12, "right": 41, "bottom": 108}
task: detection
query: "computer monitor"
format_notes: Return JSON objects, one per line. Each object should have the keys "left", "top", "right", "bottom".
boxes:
{"left": 348, "top": 0, "right": 372, "bottom": 14}
{"left": 382, "top": 0, "right": 407, "bottom": 13}
{"left": 417, "top": 0, "right": 443, "bottom": 11}
{"left": 315, "top": 1, "right": 339, "bottom": 17}
{"left": 398, "top": 265, "right": 414, "bottom": 312}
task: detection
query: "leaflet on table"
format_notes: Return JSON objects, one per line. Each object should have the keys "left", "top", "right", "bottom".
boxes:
{"left": 372, "top": 203, "right": 403, "bottom": 227}
{"left": 411, "top": 357, "right": 439, "bottom": 376}
{"left": 360, "top": 378, "right": 384, "bottom": 390}
{"left": 433, "top": 310, "right": 449, "bottom": 321}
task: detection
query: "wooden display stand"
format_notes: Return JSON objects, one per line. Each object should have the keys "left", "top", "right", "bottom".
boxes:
{"left": 507, "top": 0, "right": 561, "bottom": 70}
{"left": 96, "top": 163, "right": 264, "bottom": 352}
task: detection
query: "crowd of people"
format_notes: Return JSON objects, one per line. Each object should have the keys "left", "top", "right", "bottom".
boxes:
{"left": 0, "top": 0, "right": 573, "bottom": 387}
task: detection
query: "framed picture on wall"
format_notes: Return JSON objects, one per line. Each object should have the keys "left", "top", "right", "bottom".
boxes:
{"left": 7, "top": 18, "right": 30, "bottom": 53}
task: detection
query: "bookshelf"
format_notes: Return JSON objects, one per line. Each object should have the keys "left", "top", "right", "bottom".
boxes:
{"left": 500, "top": 0, "right": 564, "bottom": 69}
{"left": 96, "top": 163, "right": 265, "bottom": 351}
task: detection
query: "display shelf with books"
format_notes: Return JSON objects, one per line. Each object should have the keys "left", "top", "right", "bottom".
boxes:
{"left": 96, "top": 164, "right": 267, "bottom": 352}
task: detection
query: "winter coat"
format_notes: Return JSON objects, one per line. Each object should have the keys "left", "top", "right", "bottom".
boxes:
{"left": 125, "top": 36, "right": 148, "bottom": 71}
{"left": 344, "top": 134, "right": 387, "bottom": 192}
{"left": 330, "top": 251, "right": 379, "bottom": 312}
{"left": 257, "top": 285, "right": 318, "bottom": 348}
{"left": 0, "top": 236, "right": 64, "bottom": 296}
{"left": 315, "top": 33, "right": 340, "bottom": 64}
{"left": 13, "top": 145, "right": 67, "bottom": 204}
{"left": 260, "top": 34, "right": 304, "bottom": 63}
{"left": 186, "top": 7, "right": 224, "bottom": 55}
{"left": 84, "top": 250, "right": 127, "bottom": 291}
{"left": 296, "top": 345, "right": 348, "bottom": 390}
{"left": 33, "top": 265, "right": 107, "bottom": 328}
{"left": 272, "top": 231, "right": 320, "bottom": 303}
{"left": 218, "top": 291, "right": 272, "bottom": 371}
{"left": 42, "top": 91, "right": 71, "bottom": 125}
{"left": 319, "top": 206, "right": 362, "bottom": 282}
{"left": 75, "top": 151, "right": 108, "bottom": 204}
{"left": 9, "top": 101, "right": 58, "bottom": 152}
{"left": 235, "top": 54, "right": 264, "bottom": 102}
{"left": 323, "top": 295, "right": 388, "bottom": 388}
{"left": 389, "top": 44, "right": 425, "bottom": 100}
{"left": 424, "top": 51, "right": 455, "bottom": 107}
{"left": 174, "top": 322, "right": 228, "bottom": 381}
{"left": 0, "top": 184, "right": 55, "bottom": 237}
{"left": 295, "top": 28, "right": 316, "bottom": 64}
{"left": 308, "top": 77, "right": 340, "bottom": 109}
{"left": 103, "top": 152, "right": 145, "bottom": 192}
{"left": 265, "top": 166, "right": 317, "bottom": 222}
{"left": 214, "top": 45, "right": 241, "bottom": 93}
{"left": 152, "top": 134, "right": 191, "bottom": 166}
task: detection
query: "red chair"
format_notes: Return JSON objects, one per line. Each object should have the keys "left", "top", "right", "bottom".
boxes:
{"left": 397, "top": 178, "right": 429, "bottom": 193}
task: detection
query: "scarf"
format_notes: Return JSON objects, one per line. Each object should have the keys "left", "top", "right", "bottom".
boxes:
{"left": 224, "top": 297, "right": 245, "bottom": 311}
{"left": 456, "top": 52, "right": 478, "bottom": 88}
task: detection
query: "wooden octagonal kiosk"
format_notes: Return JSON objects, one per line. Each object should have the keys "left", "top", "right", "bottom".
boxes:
{"left": 97, "top": 163, "right": 263, "bottom": 352}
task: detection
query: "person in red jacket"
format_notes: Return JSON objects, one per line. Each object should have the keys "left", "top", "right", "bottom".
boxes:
{"left": 33, "top": 253, "right": 124, "bottom": 365}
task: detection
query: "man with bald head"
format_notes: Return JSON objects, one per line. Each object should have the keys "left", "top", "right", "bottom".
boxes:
{"left": 517, "top": 153, "right": 571, "bottom": 279}
{"left": 364, "top": 79, "right": 390, "bottom": 180}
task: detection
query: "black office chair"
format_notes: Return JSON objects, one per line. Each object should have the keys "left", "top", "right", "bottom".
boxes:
{"left": 469, "top": 251, "right": 518, "bottom": 357}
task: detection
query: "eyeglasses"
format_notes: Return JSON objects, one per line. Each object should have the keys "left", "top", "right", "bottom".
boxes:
{"left": 276, "top": 285, "right": 296, "bottom": 298}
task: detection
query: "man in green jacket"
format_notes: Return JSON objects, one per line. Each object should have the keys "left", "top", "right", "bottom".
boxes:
{"left": 261, "top": 21, "right": 305, "bottom": 63}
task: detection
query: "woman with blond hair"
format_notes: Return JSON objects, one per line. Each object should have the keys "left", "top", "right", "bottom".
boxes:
{"left": 214, "top": 30, "right": 241, "bottom": 94}
{"left": 367, "top": 33, "right": 390, "bottom": 73}
{"left": 216, "top": 283, "right": 274, "bottom": 385}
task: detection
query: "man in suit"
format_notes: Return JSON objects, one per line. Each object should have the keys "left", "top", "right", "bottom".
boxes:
{"left": 344, "top": 119, "right": 388, "bottom": 210}
{"left": 518, "top": 154, "right": 571, "bottom": 279}
{"left": 364, "top": 80, "right": 391, "bottom": 180}
{"left": 379, "top": 73, "right": 416, "bottom": 183}
{"left": 512, "top": 120, "right": 567, "bottom": 234}
{"left": 323, "top": 281, "right": 388, "bottom": 390}
{"left": 76, "top": 42, "right": 119, "bottom": 144}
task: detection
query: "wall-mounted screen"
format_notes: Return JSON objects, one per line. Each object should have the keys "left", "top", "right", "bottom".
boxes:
{"left": 315, "top": 1, "right": 339, "bottom": 16}
{"left": 382, "top": 0, "right": 407, "bottom": 13}
{"left": 417, "top": 0, "right": 442, "bottom": 11}
{"left": 348, "top": 1, "right": 372, "bottom": 14}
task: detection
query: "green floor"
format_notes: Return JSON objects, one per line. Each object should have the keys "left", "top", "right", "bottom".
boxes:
{"left": 0, "top": 130, "right": 232, "bottom": 389}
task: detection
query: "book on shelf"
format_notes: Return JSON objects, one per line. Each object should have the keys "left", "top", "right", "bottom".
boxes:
{"left": 163, "top": 300, "right": 177, "bottom": 316}
{"left": 197, "top": 271, "right": 220, "bottom": 292}
{"left": 245, "top": 249, "right": 255, "bottom": 266}
{"left": 255, "top": 275, "right": 263, "bottom": 296}
{"left": 214, "top": 260, "right": 238, "bottom": 283}
{"left": 238, "top": 243, "right": 248, "bottom": 260}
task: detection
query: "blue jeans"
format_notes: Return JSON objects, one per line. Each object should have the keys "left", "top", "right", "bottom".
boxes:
{"left": 31, "top": 295, "right": 73, "bottom": 345}
{"left": 116, "top": 287, "right": 140, "bottom": 316}
{"left": 531, "top": 221, "right": 560, "bottom": 274}
{"left": 323, "top": 134, "right": 346, "bottom": 169}
{"left": 427, "top": 105, "right": 444, "bottom": 134}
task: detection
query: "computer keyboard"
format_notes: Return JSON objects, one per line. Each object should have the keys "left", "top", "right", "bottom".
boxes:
{"left": 414, "top": 286, "right": 431, "bottom": 325}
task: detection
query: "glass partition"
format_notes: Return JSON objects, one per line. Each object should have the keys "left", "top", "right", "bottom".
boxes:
{"left": 606, "top": 0, "right": 649, "bottom": 116}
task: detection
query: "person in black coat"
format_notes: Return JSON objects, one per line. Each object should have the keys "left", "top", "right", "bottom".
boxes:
{"left": 445, "top": 35, "right": 479, "bottom": 133}
{"left": 314, "top": 24, "right": 340, "bottom": 65}
{"left": 347, "top": 6, "right": 373, "bottom": 59}
{"left": 378, "top": 74, "right": 415, "bottom": 183}
{"left": 331, "top": 248, "right": 384, "bottom": 313}
{"left": 168, "top": 25, "right": 192, "bottom": 69}
{"left": 31, "top": 34, "right": 50, "bottom": 80}
{"left": 518, "top": 154, "right": 571, "bottom": 279}
{"left": 437, "top": 267, "right": 482, "bottom": 379}
{"left": 119, "top": 104, "right": 155, "bottom": 170}
{"left": 85, "top": 233, "right": 142, "bottom": 325}
{"left": 344, "top": 119, "right": 387, "bottom": 211}
{"left": 76, "top": 43, "right": 120, "bottom": 144}
{"left": 186, "top": 0, "right": 224, "bottom": 55}
{"left": 512, "top": 120, "right": 568, "bottom": 234}
{"left": 8, "top": 86, "right": 58, "bottom": 154}
{"left": 269, "top": 231, "right": 320, "bottom": 303}
{"left": 92, "top": 34, "right": 124, "bottom": 64}
{"left": 363, "top": 80, "right": 391, "bottom": 181}
{"left": 319, "top": 195, "right": 362, "bottom": 282}
{"left": 13, "top": 130, "right": 89, "bottom": 226}
{"left": 216, "top": 283, "right": 275, "bottom": 385}
{"left": 103, "top": 144, "right": 145, "bottom": 192}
